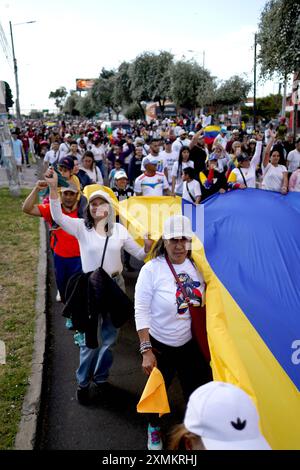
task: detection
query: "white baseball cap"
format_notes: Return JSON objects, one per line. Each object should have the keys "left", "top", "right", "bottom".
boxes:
{"left": 114, "top": 171, "right": 128, "bottom": 180}
{"left": 88, "top": 189, "right": 111, "bottom": 204}
{"left": 178, "top": 129, "right": 187, "bottom": 136}
{"left": 162, "top": 215, "right": 193, "bottom": 240}
{"left": 184, "top": 381, "right": 271, "bottom": 450}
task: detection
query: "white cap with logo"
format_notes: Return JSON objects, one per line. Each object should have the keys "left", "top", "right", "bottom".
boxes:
{"left": 88, "top": 189, "right": 111, "bottom": 204}
{"left": 184, "top": 381, "right": 271, "bottom": 450}
{"left": 162, "top": 215, "right": 193, "bottom": 240}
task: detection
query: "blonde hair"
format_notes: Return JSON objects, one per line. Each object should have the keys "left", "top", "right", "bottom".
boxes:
{"left": 167, "top": 424, "right": 205, "bottom": 450}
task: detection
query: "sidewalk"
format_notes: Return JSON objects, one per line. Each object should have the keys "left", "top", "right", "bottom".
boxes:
{"left": 0, "top": 162, "right": 40, "bottom": 188}
{"left": 36, "top": 241, "right": 185, "bottom": 450}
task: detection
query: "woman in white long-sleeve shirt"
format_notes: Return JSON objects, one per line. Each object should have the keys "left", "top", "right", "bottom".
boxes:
{"left": 227, "top": 135, "right": 263, "bottom": 189}
{"left": 135, "top": 215, "right": 212, "bottom": 450}
{"left": 45, "top": 168, "right": 152, "bottom": 405}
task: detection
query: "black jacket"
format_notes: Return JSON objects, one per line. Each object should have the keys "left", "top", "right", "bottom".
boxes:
{"left": 63, "top": 267, "right": 133, "bottom": 348}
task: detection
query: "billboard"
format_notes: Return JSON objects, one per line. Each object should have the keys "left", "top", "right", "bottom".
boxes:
{"left": 76, "top": 79, "right": 96, "bottom": 91}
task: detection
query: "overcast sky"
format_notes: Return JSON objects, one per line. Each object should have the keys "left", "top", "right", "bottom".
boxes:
{"left": 0, "top": 0, "right": 282, "bottom": 113}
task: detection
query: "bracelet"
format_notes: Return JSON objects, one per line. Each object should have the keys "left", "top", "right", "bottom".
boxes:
{"left": 140, "top": 347, "right": 152, "bottom": 355}
{"left": 139, "top": 341, "right": 152, "bottom": 354}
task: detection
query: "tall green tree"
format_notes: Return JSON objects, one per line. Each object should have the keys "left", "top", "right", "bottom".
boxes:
{"left": 214, "top": 75, "right": 252, "bottom": 107}
{"left": 129, "top": 51, "right": 174, "bottom": 116}
{"left": 170, "top": 60, "right": 215, "bottom": 111}
{"left": 241, "top": 94, "right": 282, "bottom": 121}
{"left": 113, "top": 62, "right": 132, "bottom": 108}
{"left": 257, "top": 0, "right": 300, "bottom": 78}
{"left": 48, "top": 87, "right": 68, "bottom": 111}
{"left": 77, "top": 94, "right": 96, "bottom": 118}
{"left": 63, "top": 91, "right": 81, "bottom": 116}
{"left": 91, "top": 69, "right": 122, "bottom": 119}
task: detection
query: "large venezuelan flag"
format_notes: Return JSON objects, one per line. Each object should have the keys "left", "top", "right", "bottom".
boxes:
{"left": 119, "top": 190, "right": 300, "bottom": 449}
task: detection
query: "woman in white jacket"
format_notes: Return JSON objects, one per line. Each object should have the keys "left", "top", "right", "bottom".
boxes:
{"left": 135, "top": 215, "right": 212, "bottom": 450}
{"left": 45, "top": 168, "right": 153, "bottom": 405}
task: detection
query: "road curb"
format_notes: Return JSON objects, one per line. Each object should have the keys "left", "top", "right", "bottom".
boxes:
{"left": 14, "top": 218, "right": 47, "bottom": 450}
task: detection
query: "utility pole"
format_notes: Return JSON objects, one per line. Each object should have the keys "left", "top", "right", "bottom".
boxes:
{"left": 292, "top": 73, "right": 299, "bottom": 141}
{"left": 281, "top": 74, "right": 287, "bottom": 118}
{"left": 9, "top": 21, "right": 21, "bottom": 122}
{"left": 253, "top": 33, "right": 257, "bottom": 130}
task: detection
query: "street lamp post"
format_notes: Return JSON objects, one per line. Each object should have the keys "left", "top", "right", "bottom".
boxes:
{"left": 9, "top": 20, "right": 36, "bottom": 122}
{"left": 9, "top": 21, "right": 20, "bottom": 121}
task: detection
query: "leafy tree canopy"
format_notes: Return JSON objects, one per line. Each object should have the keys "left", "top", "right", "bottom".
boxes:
{"left": 257, "top": 0, "right": 300, "bottom": 78}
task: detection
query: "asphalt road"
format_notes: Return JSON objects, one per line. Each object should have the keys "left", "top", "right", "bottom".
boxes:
{"left": 36, "top": 243, "right": 185, "bottom": 450}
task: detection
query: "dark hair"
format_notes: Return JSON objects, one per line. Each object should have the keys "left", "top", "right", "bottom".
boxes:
{"left": 151, "top": 236, "right": 192, "bottom": 260}
{"left": 150, "top": 138, "right": 161, "bottom": 145}
{"left": 183, "top": 167, "right": 195, "bottom": 179}
{"left": 83, "top": 200, "right": 115, "bottom": 234}
{"left": 70, "top": 140, "right": 77, "bottom": 146}
{"left": 177, "top": 146, "right": 191, "bottom": 178}
{"left": 270, "top": 144, "right": 284, "bottom": 160}
{"left": 82, "top": 150, "right": 95, "bottom": 160}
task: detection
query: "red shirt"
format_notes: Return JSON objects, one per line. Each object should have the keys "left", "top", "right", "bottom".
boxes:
{"left": 38, "top": 204, "right": 80, "bottom": 258}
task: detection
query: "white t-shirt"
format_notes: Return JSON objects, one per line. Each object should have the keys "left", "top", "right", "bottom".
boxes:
{"left": 50, "top": 198, "right": 145, "bottom": 274}
{"left": 171, "top": 160, "right": 194, "bottom": 195}
{"left": 44, "top": 149, "right": 61, "bottom": 165}
{"left": 161, "top": 150, "right": 178, "bottom": 183}
{"left": 182, "top": 179, "right": 201, "bottom": 202}
{"left": 141, "top": 153, "right": 165, "bottom": 173}
{"left": 134, "top": 172, "right": 169, "bottom": 196}
{"left": 90, "top": 144, "right": 106, "bottom": 162}
{"left": 80, "top": 166, "right": 103, "bottom": 184}
{"left": 287, "top": 149, "right": 300, "bottom": 172}
{"left": 59, "top": 142, "right": 70, "bottom": 158}
{"left": 135, "top": 256, "right": 205, "bottom": 347}
{"left": 262, "top": 163, "right": 287, "bottom": 191}
{"left": 172, "top": 138, "right": 191, "bottom": 157}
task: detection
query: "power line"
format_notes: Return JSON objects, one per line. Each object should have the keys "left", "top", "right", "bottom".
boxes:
{"left": 0, "top": 21, "right": 13, "bottom": 68}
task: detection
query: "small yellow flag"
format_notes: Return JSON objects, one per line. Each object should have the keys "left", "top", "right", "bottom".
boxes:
{"left": 137, "top": 367, "right": 170, "bottom": 416}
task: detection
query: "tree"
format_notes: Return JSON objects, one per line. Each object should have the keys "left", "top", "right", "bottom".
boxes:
{"left": 124, "top": 103, "right": 144, "bottom": 120}
{"left": 49, "top": 87, "right": 68, "bottom": 111}
{"left": 241, "top": 94, "right": 282, "bottom": 122}
{"left": 214, "top": 75, "right": 252, "bottom": 107}
{"left": 256, "top": 94, "right": 282, "bottom": 121}
{"left": 4, "top": 82, "right": 13, "bottom": 112}
{"left": 257, "top": 0, "right": 300, "bottom": 78}
{"left": 113, "top": 62, "right": 132, "bottom": 108}
{"left": 90, "top": 69, "right": 122, "bottom": 119}
{"left": 63, "top": 91, "right": 82, "bottom": 116}
{"left": 129, "top": 51, "right": 174, "bottom": 117}
{"left": 77, "top": 94, "right": 96, "bottom": 118}
{"left": 170, "top": 60, "right": 215, "bottom": 111}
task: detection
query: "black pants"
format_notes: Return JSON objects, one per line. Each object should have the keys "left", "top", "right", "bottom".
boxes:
{"left": 149, "top": 335, "right": 212, "bottom": 426}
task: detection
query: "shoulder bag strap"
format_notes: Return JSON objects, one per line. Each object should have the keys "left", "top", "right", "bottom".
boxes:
{"left": 100, "top": 236, "right": 109, "bottom": 269}
{"left": 238, "top": 167, "right": 248, "bottom": 187}
{"left": 186, "top": 182, "right": 196, "bottom": 202}
{"left": 165, "top": 254, "right": 190, "bottom": 302}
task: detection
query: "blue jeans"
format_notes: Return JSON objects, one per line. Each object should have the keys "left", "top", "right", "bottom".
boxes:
{"left": 96, "top": 160, "right": 107, "bottom": 179}
{"left": 76, "top": 274, "right": 125, "bottom": 388}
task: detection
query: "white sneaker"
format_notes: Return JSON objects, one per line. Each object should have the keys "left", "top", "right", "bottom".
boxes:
{"left": 56, "top": 290, "right": 61, "bottom": 302}
{"left": 147, "top": 424, "right": 163, "bottom": 450}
